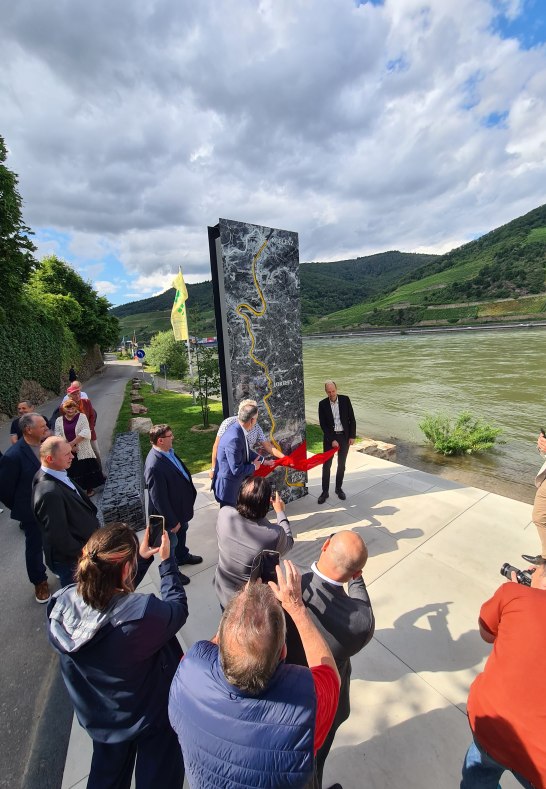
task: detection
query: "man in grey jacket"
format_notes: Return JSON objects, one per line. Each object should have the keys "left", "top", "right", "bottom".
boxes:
{"left": 285, "top": 531, "right": 375, "bottom": 789}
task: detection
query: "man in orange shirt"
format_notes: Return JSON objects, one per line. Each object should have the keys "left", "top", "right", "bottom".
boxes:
{"left": 461, "top": 558, "right": 546, "bottom": 789}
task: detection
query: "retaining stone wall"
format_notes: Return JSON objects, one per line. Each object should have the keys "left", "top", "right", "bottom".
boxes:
{"left": 101, "top": 431, "right": 145, "bottom": 531}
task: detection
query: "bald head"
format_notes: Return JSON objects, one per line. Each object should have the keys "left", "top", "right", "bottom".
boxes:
{"left": 317, "top": 531, "right": 368, "bottom": 582}
{"left": 40, "top": 437, "right": 74, "bottom": 471}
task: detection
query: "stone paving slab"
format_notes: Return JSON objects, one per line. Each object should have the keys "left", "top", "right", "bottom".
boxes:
{"left": 62, "top": 448, "right": 531, "bottom": 789}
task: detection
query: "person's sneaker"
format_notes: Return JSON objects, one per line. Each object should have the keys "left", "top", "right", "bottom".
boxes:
{"left": 178, "top": 572, "right": 191, "bottom": 585}
{"left": 35, "top": 581, "right": 51, "bottom": 604}
{"left": 317, "top": 491, "right": 329, "bottom": 504}
{"left": 179, "top": 554, "right": 203, "bottom": 565}
{"left": 335, "top": 488, "right": 347, "bottom": 500}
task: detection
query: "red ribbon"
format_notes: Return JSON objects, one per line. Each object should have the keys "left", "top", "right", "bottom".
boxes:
{"left": 253, "top": 440, "right": 338, "bottom": 478}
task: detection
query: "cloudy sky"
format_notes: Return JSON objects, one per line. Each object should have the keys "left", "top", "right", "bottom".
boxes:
{"left": 1, "top": 0, "right": 545, "bottom": 306}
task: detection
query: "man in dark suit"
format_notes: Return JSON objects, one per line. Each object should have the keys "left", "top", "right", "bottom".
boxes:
{"left": 144, "top": 424, "right": 200, "bottom": 585}
{"left": 285, "top": 531, "right": 374, "bottom": 789}
{"left": 0, "top": 413, "right": 51, "bottom": 602}
{"left": 212, "top": 401, "right": 272, "bottom": 507}
{"left": 318, "top": 381, "right": 356, "bottom": 503}
{"left": 32, "top": 437, "right": 100, "bottom": 587}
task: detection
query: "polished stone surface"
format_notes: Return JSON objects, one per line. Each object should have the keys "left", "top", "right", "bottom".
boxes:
{"left": 215, "top": 218, "right": 307, "bottom": 502}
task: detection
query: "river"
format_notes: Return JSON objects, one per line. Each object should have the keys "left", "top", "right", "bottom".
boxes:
{"left": 303, "top": 328, "right": 545, "bottom": 503}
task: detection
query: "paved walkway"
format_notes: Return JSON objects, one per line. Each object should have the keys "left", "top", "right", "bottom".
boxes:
{"left": 61, "top": 446, "right": 533, "bottom": 789}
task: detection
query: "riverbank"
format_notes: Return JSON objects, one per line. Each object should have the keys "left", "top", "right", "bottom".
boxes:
{"left": 304, "top": 319, "right": 546, "bottom": 340}
{"left": 145, "top": 364, "right": 537, "bottom": 505}
{"left": 391, "top": 436, "right": 536, "bottom": 504}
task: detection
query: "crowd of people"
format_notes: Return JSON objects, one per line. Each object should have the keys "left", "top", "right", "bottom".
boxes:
{"left": 0, "top": 381, "right": 103, "bottom": 602}
{"left": 0, "top": 376, "right": 546, "bottom": 788}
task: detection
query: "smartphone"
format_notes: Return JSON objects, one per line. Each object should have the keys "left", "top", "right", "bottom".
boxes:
{"left": 541, "top": 428, "right": 546, "bottom": 437}
{"left": 148, "top": 515, "right": 165, "bottom": 548}
{"left": 249, "top": 550, "right": 280, "bottom": 583}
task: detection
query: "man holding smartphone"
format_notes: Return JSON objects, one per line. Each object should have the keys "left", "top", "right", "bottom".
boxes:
{"left": 144, "top": 424, "right": 200, "bottom": 585}
{"left": 170, "top": 560, "right": 340, "bottom": 789}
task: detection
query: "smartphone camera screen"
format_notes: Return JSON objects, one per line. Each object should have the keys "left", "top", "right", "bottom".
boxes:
{"left": 148, "top": 516, "right": 165, "bottom": 548}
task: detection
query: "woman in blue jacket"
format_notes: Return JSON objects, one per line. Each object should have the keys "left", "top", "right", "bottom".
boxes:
{"left": 47, "top": 521, "right": 188, "bottom": 789}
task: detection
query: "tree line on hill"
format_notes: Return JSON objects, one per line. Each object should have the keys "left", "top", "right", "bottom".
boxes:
{"left": 111, "top": 251, "right": 439, "bottom": 329}
{"left": 0, "top": 134, "right": 119, "bottom": 414}
{"left": 111, "top": 203, "right": 546, "bottom": 339}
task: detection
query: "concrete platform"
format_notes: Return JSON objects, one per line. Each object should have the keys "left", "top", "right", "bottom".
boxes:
{"left": 61, "top": 450, "right": 534, "bottom": 789}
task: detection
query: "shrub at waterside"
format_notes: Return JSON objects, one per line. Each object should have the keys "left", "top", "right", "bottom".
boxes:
{"left": 419, "top": 412, "right": 502, "bottom": 456}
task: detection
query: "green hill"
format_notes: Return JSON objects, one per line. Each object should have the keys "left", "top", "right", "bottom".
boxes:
{"left": 112, "top": 281, "right": 216, "bottom": 343}
{"left": 305, "top": 203, "right": 546, "bottom": 333}
{"left": 112, "top": 204, "right": 546, "bottom": 340}
{"left": 300, "top": 251, "right": 437, "bottom": 322}
{"left": 112, "top": 251, "right": 437, "bottom": 342}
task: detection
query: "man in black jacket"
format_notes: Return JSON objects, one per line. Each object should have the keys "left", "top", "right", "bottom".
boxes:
{"left": 285, "top": 531, "right": 374, "bottom": 789}
{"left": 318, "top": 381, "right": 356, "bottom": 503}
{"left": 32, "top": 437, "right": 100, "bottom": 587}
{"left": 144, "top": 424, "right": 200, "bottom": 585}
{"left": 0, "top": 412, "right": 51, "bottom": 602}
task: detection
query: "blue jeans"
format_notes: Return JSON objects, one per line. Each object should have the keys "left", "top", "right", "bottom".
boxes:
{"left": 461, "top": 738, "right": 535, "bottom": 788}
{"left": 21, "top": 520, "right": 47, "bottom": 586}
{"left": 52, "top": 560, "right": 76, "bottom": 588}
{"left": 169, "top": 522, "right": 189, "bottom": 564}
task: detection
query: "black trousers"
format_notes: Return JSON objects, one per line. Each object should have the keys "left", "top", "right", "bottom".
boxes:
{"left": 321, "top": 433, "right": 349, "bottom": 493}
{"left": 315, "top": 718, "right": 340, "bottom": 788}
{"left": 87, "top": 724, "right": 184, "bottom": 789}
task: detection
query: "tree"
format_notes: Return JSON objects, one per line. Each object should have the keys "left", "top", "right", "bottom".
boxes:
{"left": 28, "top": 256, "right": 119, "bottom": 349}
{"left": 0, "top": 135, "right": 37, "bottom": 316}
{"left": 192, "top": 346, "right": 220, "bottom": 428}
{"left": 146, "top": 330, "right": 189, "bottom": 378}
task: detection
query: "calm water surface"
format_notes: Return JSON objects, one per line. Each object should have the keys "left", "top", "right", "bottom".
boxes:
{"left": 303, "top": 328, "right": 545, "bottom": 492}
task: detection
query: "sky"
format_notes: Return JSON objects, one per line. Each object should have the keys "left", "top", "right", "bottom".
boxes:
{"left": 1, "top": 0, "right": 545, "bottom": 306}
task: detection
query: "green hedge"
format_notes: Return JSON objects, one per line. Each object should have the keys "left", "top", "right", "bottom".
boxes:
{"left": 0, "top": 305, "right": 79, "bottom": 414}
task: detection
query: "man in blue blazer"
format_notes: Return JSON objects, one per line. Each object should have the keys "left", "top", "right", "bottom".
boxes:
{"left": 144, "top": 424, "right": 200, "bottom": 585}
{"left": 0, "top": 412, "right": 51, "bottom": 603}
{"left": 212, "top": 402, "right": 272, "bottom": 507}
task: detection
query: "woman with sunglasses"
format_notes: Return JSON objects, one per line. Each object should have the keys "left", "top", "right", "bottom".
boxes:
{"left": 47, "top": 521, "right": 187, "bottom": 788}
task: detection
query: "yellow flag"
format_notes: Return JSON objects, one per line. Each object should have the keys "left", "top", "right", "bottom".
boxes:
{"left": 171, "top": 270, "right": 189, "bottom": 341}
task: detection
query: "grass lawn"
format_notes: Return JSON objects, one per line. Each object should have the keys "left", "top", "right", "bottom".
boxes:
{"left": 114, "top": 382, "right": 223, "bottom": 473}
{"left": 114, "top": 382, "right": 332, "bottom": 471}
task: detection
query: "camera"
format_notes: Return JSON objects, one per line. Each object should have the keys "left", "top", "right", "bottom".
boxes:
{"left": 500, "top": 563, "right": 532, "bottom": 587}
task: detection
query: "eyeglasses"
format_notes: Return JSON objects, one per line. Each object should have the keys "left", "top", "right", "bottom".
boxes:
{"left": 162, "top": 433, "right": 174, "bottom": 439}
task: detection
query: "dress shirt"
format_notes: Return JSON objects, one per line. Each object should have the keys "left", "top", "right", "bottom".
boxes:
{"left": 330, "top": 399, "right": 343, "bottom": 432}
{"left": 311, "top": 561, "right": 344, "bottom": 587}
{"left": 156, "top": 447, "right": 190, "bottom": 482}
{"left": 40, "top": 466, "right": 80, "bottom": 494}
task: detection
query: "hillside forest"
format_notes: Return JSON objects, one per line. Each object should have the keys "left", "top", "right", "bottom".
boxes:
{"left": 113, "top": 203, "right": 546, "bottom": 341}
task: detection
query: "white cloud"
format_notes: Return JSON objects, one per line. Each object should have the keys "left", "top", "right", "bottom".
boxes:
{"left": 95, "top": 280, "right": 119, "bottom": 296}
{"left": 1, "top": 0, "right": 545, "bottom": 304}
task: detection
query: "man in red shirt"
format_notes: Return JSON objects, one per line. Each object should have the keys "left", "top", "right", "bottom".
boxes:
{"left": 169, "top": 560, "right": 340, "bottom": 788}
{"left": 462, "top": 558, "right": 546, "bottom": 788}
